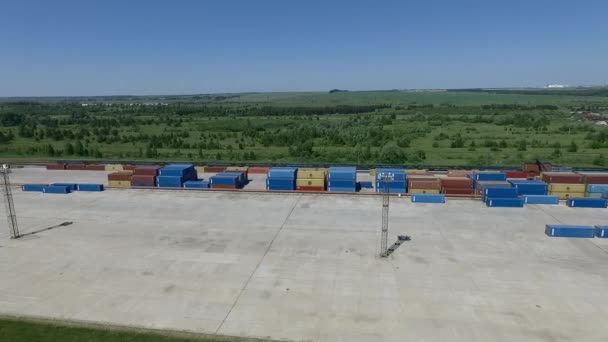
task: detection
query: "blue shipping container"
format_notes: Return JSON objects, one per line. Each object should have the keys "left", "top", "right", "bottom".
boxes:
{"left": 327, "top": 186, "right": 357, "bottom": 192}
{"left": 523, "top": 195, "right": 559, "bottom": 205}
{"left": 375, "top": 180, "right": 406, "bottom": 193}
{"left": 267, "top": 167, "right": 297, "bottom": 180}
{"left": 184, "top": 180, "right": 209, "bottom": 189}
{"left": 210, "top": 175, "right": 239, "bottom": 186}
{"left": 156, "top": 176, "right": 185, "bottom": 187}
{"left": 545, "top": 225, "right": 596, "bottom": 238}
{"left": 51, "top": 183, "right": 78, "bottom": 191}
{"left": 411, "top": 194, "right": 445, "bottom": 203}
{"left": 587, "top": 184, "right": 608, "bottom": 193}
{"left": 328, "top": 179, "right": 357, "bottom": 188}
{"left": 158, "top": 164, "right": 195, "bottom": 177}
{"left": 42, "top": 185, "right": 71, "bottom": 194}
{"left": 484, "top": 187, "right": 518, "bottom": 198}
{"left": 375, "top": 168, "right": 406, "bottom": 180}
{"left": 485, "top": 197, "right": 524, "bottom": 207}
{"left": 266, "top": 178, "right": 295, "bottom": 190}
{"left": 596, "top": 226, "right": 608, "bottom": 238}
{"left": 216, "top": 172, "right": 247, "bottom": 186}
{"left": 76, "top": 184, "right": 104, "bottom": 191}
{"left": 566, "top": 198, "right": 608, "bottom": 208}
{"left": 474, "top": 173, "right": 507, "bottom": 182}
{"left": 328, "top": 167, "right": 357, "bottom": 180}
{"left": 509, "top": 180, "right": 548, "bottom": 195}
{"left": 22, "top": 184, "right": 47, "bottom": 192}
{"left": 359, "top": 181, "right": 373, "bottom": 189}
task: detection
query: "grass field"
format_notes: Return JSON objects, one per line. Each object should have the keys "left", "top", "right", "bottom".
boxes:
{"left": 0, "top": 90, "right": 607, "bottom": 167}
{"left": 0, "top": 317, "right": 269, "bottom": 342}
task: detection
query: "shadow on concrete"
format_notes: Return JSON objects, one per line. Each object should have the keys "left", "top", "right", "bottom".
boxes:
{"left": 386, "top": 235, "right": 411, "bottom": 257}
{"left": 18, "top": 221, "right": 73, "bottom": 238}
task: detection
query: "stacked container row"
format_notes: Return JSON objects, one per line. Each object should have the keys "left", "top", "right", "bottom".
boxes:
{"left": 375, "top": 168, "right": 406, "bottom": 193}
{"left": 296, "top": 168, "right": 326, "bottom": 192}
{"left": 328, "top": 167, "right": 357, "bottom": 192}
{"left": 266, "top": 167, "right": 297, "bottom": 191}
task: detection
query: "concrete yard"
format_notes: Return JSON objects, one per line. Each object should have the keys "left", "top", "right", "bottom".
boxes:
{"left": 1, "top": 169, "right": 608, "bottom": 341}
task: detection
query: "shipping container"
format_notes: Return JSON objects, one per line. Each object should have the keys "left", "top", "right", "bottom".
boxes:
{"left": 541, "top": 172, "right": 583, "bottom": 184}
{"left": 408, "top": 180, "right": 441, "bottom": 190}
{"left": 204, "top": 166, "right": 226, "bottom": 173}
{"left": 42, "top": 185, "right": 72, "bottom": 194}
{"left": 131, "top": 175, "right": 157, "bottom": 185}
{"left": 485, "top": 197, "right": 524, "bottom": 207}
{"left": 210, "top": 184, "right": 238, "bottom": 189}
{"left": 586, "top": 184, "right": 608, "bottom": 193}
{"left": 51, "top": 183, "right": 78, "bottom": 191}
{"left": 266, "top": 178, "right": 295, "bottom": 191}
{"left": 296, "top": 186, "right": 326, "bottom": 192}
{"left": 22, "top": 184, "right": 47, "bottom": 192}
{"left": 108, "top": 172, "right": 132, "bottom": 181}
{"left": 405, "top": 169, "right": 427, "bottom": 174}
{"left": 475, "top": 181, "right": 511, "bottom": 195}
{"left": 504, "top": 171, "right": 529, "bottom": 179}
{"left": 566, "top": 198, "right": 608, "bottom": 208}
{"left": 375, "top": 180, "right": 406, "bottom": 193}
{"left": 442, "top": 188, "right": 474, "bottom": 195}
{"left": 104, "top": 164, "right": 124, "bottom": 172}
{"left": 548, "top": 191, "right": 585, "bottom": 200}
{"left": 46, "top": 164, "right": 65, "bottom": 170}
{"left": 472, "top": 172, "right": 507, "bottom": 182}
{"left": 194, "top": 166, "right": 206, "bottom": 175}
{"left": 545, "top": 225, "right": 595, "bottom": 238}
{"left": 248, "top": 167, "right": 270, "bottom": 174}
{"left": 215, "top": 172, "right": 247, "bottom": 187}
{"left": 85, "top": 164, "right": 106, "bottom": 171}
{"left": 328, "top": 179, "right": 357, "bottom": 188}
{"left": 581, "top": 174, "right": 608, "bottom": 184}
{"left": 77, "top": 184, "right": 104, "bottom": 191}
{"left": 359, "top": 181, "right": 373, "bottom": 189}
{"left": 586, "top": 192, "right": 604, "bottom": 198}
{"left": 440, "top": 177, "right": 472, "bottom": 188}
{"left": 65, "top": 164, "right": 87, "bottom": 170}
{"left": 296, "top": 178, "right": 325, "bottom": 187}
{"left": 297, "top": 168, "right": 326, "bottom": 179}
{"left": 131, "top": 182, "right": 156, "bottom": 187}
{"left": 158, "top": 164, "right": 195, "bottom": 178}
{"left": 375, "top": 168, "right": 406, "bottom": 180}
{"left": 108, "top": 180, "right": 131, "bottom": 187}
{"left": 484, "top": 187, "right": 518, "bottom": 198}
{"left": 156, "top": 176, "right": 185, "bottom": 188}
{"left": 209, "top": 175, "right": 240, "bottom": 186}
{"left": 408, "top": 189, "right": 440, "bottom": 194}
{"left": 548, "top": 183, "right": 586, "bottom": 192}
{"left": 447, "top": 170, "right": 472, "bottom": 177}
{"left": 184, "top": 180, "right": 209, "bottom": 189}
{"left": 596, "top": 226, "right": 608, "bottom": 238}
{"left": 327, "top": 186, "right": 357, "bottom": 193}
{"left": 123, "top": 164, "right": 137, "bottom": 171}
{"left": 133, "top": 165, "right": 161, "bottom": 176}
{"left": 328, "top": 167, "right": 357, "bottom": 181}
{"left": 268, "top": 167, "right": 297, "bottom": 180}
{"left": 509, "top": 180, "right": 548, "bottom": 195}
{"left": 226, "top": 166, "right": 249, "bottom": 173}
{"left": 411, "top": 194, "right": 445, "bottom": 203}
{"left": 523, "top": 195, "right": 559, "bottom": 205}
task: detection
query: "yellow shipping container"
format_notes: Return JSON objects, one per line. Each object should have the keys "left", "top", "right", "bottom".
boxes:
{"left": 226, "top": 166, "right": 249, "bottom": 172}
{"left": 548, "top": 183, "right": 585, "bottom": 192}
{"left": 406, "top": 169, "right": 427, "bottom": 174}
{"left": 195, "top": 166, "right": 206, "bottom": 174}
{"left": 408, "top": 189, "right": 440, "bottom": 194}
{"left": 296, "top": 178, "right": 325, "bottom": 187}
{"left": 108, "top": 180, "right": 131, "bottom": 187}
{"left": 548, "top": 191, "right": 585, "bottom": 200}
{"left": 297, "top": 168, "right": 326, "bottom": 179}
{"left": 369, "top": 169, "right": 376, "bottom": 176}
{"left": 105, "top": 164, "right": 124, "bottom": 172}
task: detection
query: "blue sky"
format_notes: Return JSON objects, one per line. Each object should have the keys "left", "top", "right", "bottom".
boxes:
{"left": 1, "top": 0, "right": 606, "bottom": 96}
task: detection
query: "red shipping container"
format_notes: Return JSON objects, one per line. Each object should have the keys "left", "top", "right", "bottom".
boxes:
{"left": 123, "top": 164, "right": 137, "bottom": 171}
{"left": 504, "top": 171, "right": 529, "bottom": 179}
{"left": 296, "top": 186, "right": 326, "bottom": 192}
{"left": 46, "top": 164, "right": 65, "bottom": 170}
{"left": 85, "top": 164, "right": 106, "bottom": 171}
{"left": 442, "top": 188, "right": 474, "bottom": 195}
{"left": 408, "top": 180, "right": 441, "bottom": 190}
{"left": 65, "top": 164, "right": 87, "bottom": 170}
{"left": 582, "top": 174, "right": 608, "bottom": 184}
{"left": 541, "top": 172, "right": 583, "bottom": 184}
{"left": 108, "top": 172, "right": 132, "bottom": 181}
{"left": 248, "top": 167, "right": 270, "bottom": 174}
{"left": 205, "top": 166, "right": 226, "bottom": 173}
{"left": 131, "top": 175, "right": 156, "bottom": 183}
{"left": 210, "top": 184, "right": 237, "bottom": 189}
{"left": 133, "top": 165, "right": 161, "bottom": 176}
{"left": 523, "top": 163, "right": 552, "bottom": 172}
{"left": 440, "top": 177, "right": 472, "bottom": 188}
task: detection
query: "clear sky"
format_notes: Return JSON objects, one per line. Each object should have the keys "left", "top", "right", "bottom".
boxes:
{"left": 1, "top": 0, "right": 607, "bottom": 96}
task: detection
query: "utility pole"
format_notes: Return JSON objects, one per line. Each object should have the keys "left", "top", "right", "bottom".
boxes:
{"left": 1, "top": 164, "right": 20, "bottom": 239}
{"left": 378, "top": 172, "right": 394, "bottom": 257}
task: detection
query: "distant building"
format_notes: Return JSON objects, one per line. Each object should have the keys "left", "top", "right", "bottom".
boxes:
{"left": 546, "top": 84, "right": 567, "bottom": 88}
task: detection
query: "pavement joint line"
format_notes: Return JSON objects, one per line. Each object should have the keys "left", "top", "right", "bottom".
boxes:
{"left": 214, "top": 193, "right": 303, "bottom": 335}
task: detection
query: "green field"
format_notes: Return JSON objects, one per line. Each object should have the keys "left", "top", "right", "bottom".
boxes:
{"left": 0, "top": 317, "right": 269, "bottom": 342}
{"left": 1, "top": 89, "right": 607, "bottom": 167}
